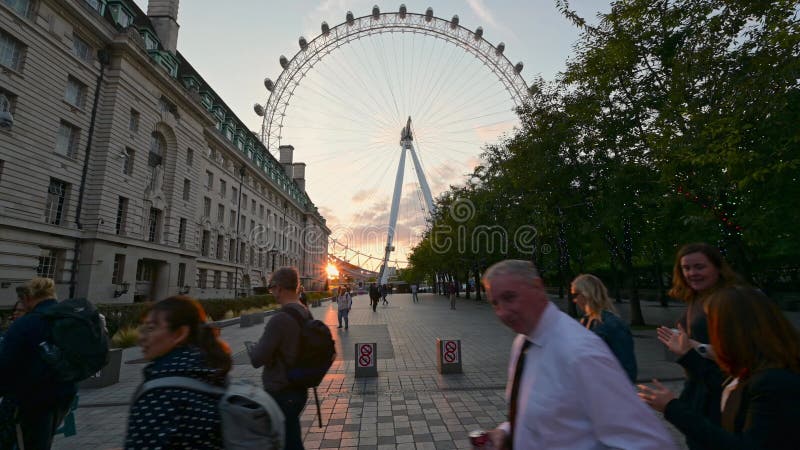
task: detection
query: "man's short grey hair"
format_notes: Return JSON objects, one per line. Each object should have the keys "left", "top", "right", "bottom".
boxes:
{"left": 483, "top": 260, "right": 541, "bottom": 285}
{"left": 270, "top": 266, "right": 299, "bottom": 292}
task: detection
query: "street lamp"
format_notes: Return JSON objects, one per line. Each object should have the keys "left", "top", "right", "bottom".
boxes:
{"left": 268, "top": 248, "right": 278, "bottom": 272}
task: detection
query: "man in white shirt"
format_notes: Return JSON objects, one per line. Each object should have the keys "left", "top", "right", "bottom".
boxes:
{"left": 483, "top": 260, "right": 678, "bottom": 450}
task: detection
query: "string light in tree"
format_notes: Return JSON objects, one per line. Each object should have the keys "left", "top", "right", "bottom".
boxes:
{"left": 676, "top": 185, "right": 744, "bottom": 235}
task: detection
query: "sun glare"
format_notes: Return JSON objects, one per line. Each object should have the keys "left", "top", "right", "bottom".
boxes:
{"left": 326, "top": 264, "right": 339, "bottom": 279}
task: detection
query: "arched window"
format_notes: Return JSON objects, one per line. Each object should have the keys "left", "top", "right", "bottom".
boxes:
{"left": 148, "top": 131, "right": 165, "bottom": 167}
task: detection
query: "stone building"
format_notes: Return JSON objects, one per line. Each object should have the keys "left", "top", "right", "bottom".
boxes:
{"left": 0, "top": 0, "right": 330, "bottom": 305}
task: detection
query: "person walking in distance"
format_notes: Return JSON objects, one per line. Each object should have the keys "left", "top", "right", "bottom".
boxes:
{"left": 369, "top": 283, "right": 379, "bottom": 312}
{"left": 249, "top": 267, "right": 311, "bottom": 450}
{"left": 380, "top": 284, "right": 388, "bottom": 306}
{"left": 411, "top": 283, "right": 419, "bottom": 303}
{"left": 336, "top": 286, "right": 352, "bottom": 329}
{"left": 449, "top": 281, "right": 457, "bottom": 310}
{"left": 482, "top": 260, "right": 678, "bottom": 450}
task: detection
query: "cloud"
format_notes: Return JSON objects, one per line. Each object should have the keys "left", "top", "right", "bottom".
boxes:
{"left": 465, "top": 0, "right": 500, "bottom": 28}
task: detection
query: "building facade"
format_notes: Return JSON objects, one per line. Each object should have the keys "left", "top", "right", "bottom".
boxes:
{"left": 0, "top": 0, "right": 329, "bottom": 305}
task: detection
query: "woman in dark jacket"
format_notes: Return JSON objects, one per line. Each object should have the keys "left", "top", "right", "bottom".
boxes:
{"left": 125, "top": 296, "right": 232, "bottom": 449}
{"left": 571, "top": 274, "right": 637, "bottom": 382}
{"left": 656, "top": 243, "right": 741, "bottom": 450}
{"left": 639, "top": 286, "right": 800, "bottom": 450}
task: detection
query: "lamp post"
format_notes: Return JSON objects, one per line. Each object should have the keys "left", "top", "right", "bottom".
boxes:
{"left": 233, "top": 166, "right": 245, "bottom": 297}
{"left": 268, "top": 248, "right": 278, "bottom": 272}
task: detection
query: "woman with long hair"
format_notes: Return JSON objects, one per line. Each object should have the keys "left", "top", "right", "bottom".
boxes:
{"left": 655, "top": 243, "right": 741, "bottom": 450}
{"left": 571, "top": 274, "right": 637, "bottom": 382}
{"left": 640, "top": 286, "right": 800, "bottom": 449}
{"left": 125, "top": 296, "right": 232, "bottom": 449}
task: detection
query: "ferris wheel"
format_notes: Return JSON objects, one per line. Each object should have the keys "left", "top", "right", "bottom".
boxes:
{"left": 254, "top": 5, "right": 529, "bottom": 279}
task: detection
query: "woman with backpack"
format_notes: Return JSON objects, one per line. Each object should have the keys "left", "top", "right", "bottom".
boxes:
{"left": 0, "top": 277, "right": 76, "bottom": 450}
{"left": 125, "top": 296, "right": 232, "bottom": 449}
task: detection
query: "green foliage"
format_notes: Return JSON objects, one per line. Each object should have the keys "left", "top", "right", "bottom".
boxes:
{"left": 111, "top": 326, "right": 139, "bottom": 349}
{"left": 406, "top": 0, "right": 800, "bottom": 320}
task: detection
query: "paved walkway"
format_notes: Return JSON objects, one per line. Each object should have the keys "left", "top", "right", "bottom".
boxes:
{"left": 54, "top": 293, "right": 695, "bottom": 449}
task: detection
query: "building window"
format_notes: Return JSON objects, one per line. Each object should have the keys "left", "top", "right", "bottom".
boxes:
{"left": 147, "top": 208, "right": 162, "bottom": 242}
{"left": 115, "top": 196, "right": 128, "bottom": 235}
{"left": 186, "top": 148, "right": 194, "bottom": 166}
{"left": 239, "top": 242, "right": 245, "bottom": 263}
{"left": 55, "top": 121, "right": 79, "bottom": 158}
{"left": 122, "top": 147, "right": 134, "bottom": 175}
{"left": 226, "top": 272, "right": 233, "bottom": 289}
{"left": 3, "top": 0, "right": 34, "bottom": 17}
{"left": 84, "top": 0, "right": 104, "bottom": 14}
{"left": 198, "top": 268, "right": 207, "bottom": 288}
{"left": 136, "top": 259, "right": 155, "bottom": 282}
{"left": 203, "top": 197, "right": 211, "bottom": 218}
{"left": 36, "top": 248, "right": 61, "bottom": 279}
{"left": 200, "top": 230, "right": 210, "bottom": 256}
{"left": 213, "top": 270, "right": 221, "bottom": 289}
{"left": 219, "top": 179, "right": 226, "bottom": 196}
{"left": 251, "top": 199, "right": 256, "bottom": 213}
{"left": 112, "top": 254, "right": 125, "bottom": 284}
{"left": 177, "top": 218, "right": 186, "bottom": 244}
{"left": 182, "top": 178, "right": 191, "bottom": 201}
{"left": 216, "top": 234, "right": 224, "bottom": 259}
{"left": 71, "top": 33, "right": 92, "bottom": 62}
{"left": 45, "top": 178, "right": 68, "bottom": 225}
{"left": 159, "top": 96, "right": 177, "bottom": 115}
{"left": 242, "top": 194, "right": 248, "bottom": 207}
{"left": 249, "top": 245, "right": 255, "bottom": 266}
{"left": 217, "top": 204, "right": 225, "bottom": 223}
{"left": 258, "top": 251, "right": 264, "bottom": 268}
{"left": 65, "top": 76, "right": 87, "bottom": 108}
{"left": 259, "top": 204, "right": 264, "bottom": 219}
{"left": 177, "top": 263, "right": 186, "bottom": 287}
{"left": 0, "top": 30, "right": 25, "bottom": 72}
{"left": 231, "top": 187, "right": 238, "bottom": 204}
{"left": 206, "top": 170, "right": 213, "bottom": 189}
{"left": 149, "top": 132, "right": 165, "bottom": 168}
{"left": 229, "top": 210, "right": 235, "bottom": 227}
{"left": 229, "top": 239, "right": 236, "bottom": 262}
{"left": 250, "top": 219, "right": 255, "bottom": 233}
{"left": 108, "top": 2, "right": 133, "bottom": 27}
{"left": 129, "top": 109, "right": 139, "bottom": 133}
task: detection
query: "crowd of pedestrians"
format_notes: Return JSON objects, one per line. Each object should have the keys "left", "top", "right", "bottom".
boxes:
{"left": 3, "top": 241, "right": 799, "bottom": 450}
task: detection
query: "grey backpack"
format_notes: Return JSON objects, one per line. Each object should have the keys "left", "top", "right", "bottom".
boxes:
{"left": 136, "top": 377, "right": 285, "bottom": 450}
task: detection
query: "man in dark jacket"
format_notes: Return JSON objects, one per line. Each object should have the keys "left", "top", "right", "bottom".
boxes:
{"left": 0, "top": 278, "right": 76, "bottom": 450}
{"left": 250, "top": 267, "right": 310, "bottom": 450}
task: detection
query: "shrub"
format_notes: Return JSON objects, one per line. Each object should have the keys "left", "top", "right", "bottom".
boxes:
{"left": 111, "top": 326, "right": 139, "bottom": 349}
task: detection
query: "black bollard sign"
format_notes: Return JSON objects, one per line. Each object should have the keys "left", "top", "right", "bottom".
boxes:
{"left": 437, "top": 338, "right": 463, "bottom": 374}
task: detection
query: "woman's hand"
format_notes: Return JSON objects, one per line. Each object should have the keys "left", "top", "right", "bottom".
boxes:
{"left": 638, "top": 379, "right": 677, "bottom": 413}
{"left": 657, "top": 324, "right": 692, "bottom": 357}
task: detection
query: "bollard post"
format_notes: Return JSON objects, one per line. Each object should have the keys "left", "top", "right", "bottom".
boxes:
{"left": 436, "top": 338, "right": 463, "bottom": 374}
{"left": 354, "top": 342, "right": 378, "bottom": 378}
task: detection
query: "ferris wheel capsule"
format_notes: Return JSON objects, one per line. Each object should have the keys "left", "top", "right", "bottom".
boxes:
{"left": 346, "top": 11, "right": 354, "bottom": 25}
{"left": 254, "top": 103, "right": 264, "bottom": 116}
{"left": 425, "top": 7, "right": 433, "bottom": 22}
{"left": 263, "top": 78, "right": 274, "bottom": 91}
{"left": 450, "top": 15, "right": 459, "bottom": 29}
{"left": 279, "top": 55, "right": 289, "bottom": 70}
{"left": 372, "top": 5, "right": 380, "bottom": 19}
{"left": 321, "top": 21, "right": 330, "bottom": 35}
{"left": 399, "top": 4, "right": 407, "bottom": 18}
{"left": 515, "top": 61, "right": 524, "bottom": 73}
{"left": 496, "top": 42, "right": 505, "bottom": 56}
{"left": 474, "top": 26, "right": 483, "bottom": 40}
{"left": 299, "top": 36, "right": 308, "bottom": 51}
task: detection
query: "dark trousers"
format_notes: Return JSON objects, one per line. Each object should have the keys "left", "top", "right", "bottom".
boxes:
{"left": 18, "top": 396, "right": 74, "bottom": 450}
{"left": 271, "top": 389, "right": 308, "bottom": 450}
{"left": 371, "top": 298, "right": 378, "bottom": 311}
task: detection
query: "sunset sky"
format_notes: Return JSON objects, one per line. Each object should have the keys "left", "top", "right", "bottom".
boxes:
{"left": 133, "top": 0, "right": 609, "bottom": 271}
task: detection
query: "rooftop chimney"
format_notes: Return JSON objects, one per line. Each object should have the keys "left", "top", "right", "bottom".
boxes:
{"left": 292, "top": 162, "right": 306, "bottom": 192}
{"left": 147, "top": 0, "right": 180, "bottom": 53}
{"left": 279, "top": 145, "right": 294, "bottom": 176}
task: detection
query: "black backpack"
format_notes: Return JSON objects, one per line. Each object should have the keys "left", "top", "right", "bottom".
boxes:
{"left": 37, "top": 298, "right": 110, "bottom": 382}
{"left": 282, "top": 306, "right": 335, "bottom": 389}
